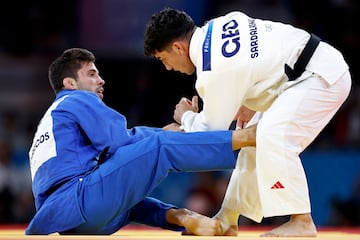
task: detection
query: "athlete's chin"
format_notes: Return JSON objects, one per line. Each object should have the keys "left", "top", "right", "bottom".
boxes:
{"left": 179, "top": 68, "right": 195, "bottom": 75}
{"left": 187, "top": 67, "right": 196, "bottom": 75}
{"left": 96, "top": 92, "right": 104, "bottom": 99}
{"left": 96, "top": 88, "right": 104, "bottom": 99}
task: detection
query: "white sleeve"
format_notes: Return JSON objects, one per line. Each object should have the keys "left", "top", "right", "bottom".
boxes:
{"left": 196, "top": 70, "right": 250, "bottom": 130}
{"left": 181, "top": 70, "right": 251, "bottom": 132}
{"left": 181, "top": 111, "right": 209, "bottom": 132}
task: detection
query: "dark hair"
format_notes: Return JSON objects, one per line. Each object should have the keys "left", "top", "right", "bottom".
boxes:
{"left": 48, "top": 48, "right": 96, "bottom": 94}
{"left": 144, "top": 8, "right": 195, "bottom": 56}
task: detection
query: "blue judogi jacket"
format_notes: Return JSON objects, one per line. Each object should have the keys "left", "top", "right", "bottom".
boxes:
{"left": 26, "top": 90, "right": 167, "bottom": 234}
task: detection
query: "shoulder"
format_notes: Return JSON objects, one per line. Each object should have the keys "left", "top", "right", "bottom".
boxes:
{"left": 55, "top": 90, "right": 104, "bottom": 113}
{"left": 58, "top": 90, "right": 99, "bottom": 103}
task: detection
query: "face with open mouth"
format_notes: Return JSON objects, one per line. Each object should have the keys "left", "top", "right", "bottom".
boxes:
{"left": 96, "top": 87, "right": 104, "bottom": 99}
{"left": 74, "top": 62, "right": 105, "bottom": 99}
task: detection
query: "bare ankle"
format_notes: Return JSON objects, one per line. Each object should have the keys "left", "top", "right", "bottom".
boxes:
{"left": 261, "top": 213, "right": 317, "bottom": 237}
{"left": 291, "top": 213, "right": 315, "bottom": 225}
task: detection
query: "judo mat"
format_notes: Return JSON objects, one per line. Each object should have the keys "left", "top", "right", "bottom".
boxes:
{"left": 1, "top": 225, "right": 360, "bottom": 240}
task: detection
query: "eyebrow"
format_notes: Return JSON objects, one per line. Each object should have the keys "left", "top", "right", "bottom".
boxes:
{"left": 88, "top": 69, "right": 98, "bottom": 74}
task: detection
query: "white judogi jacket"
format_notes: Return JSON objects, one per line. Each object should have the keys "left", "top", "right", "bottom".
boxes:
{"left": 181, "top": 11, "right": 350, "bottom": 222}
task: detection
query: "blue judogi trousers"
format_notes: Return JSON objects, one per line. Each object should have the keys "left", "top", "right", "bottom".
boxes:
{"left": 27, "top": 130, "right": 237, "bottom": 234}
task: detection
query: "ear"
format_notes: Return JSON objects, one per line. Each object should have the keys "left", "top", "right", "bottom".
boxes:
{"left": 171, "top": 41, "right": 186, "bottom": 54}
{"left": 63, "top": 77, "right": 77, "bottom": 90}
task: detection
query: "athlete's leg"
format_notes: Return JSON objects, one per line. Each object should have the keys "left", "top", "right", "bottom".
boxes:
{"left": 74, "top": 128, "right": 254, "bottom": 234}
{"left": 130, "top": 196, "right": 221, "bottom": 235}
{"left": 258, "top": 71, "right": 351, "bottom": 237}
{"left": 213, "top": 113, "right": 262, "bottom": 236}
{"left": 85, "top": 197, "right": 182, "bottom": 234}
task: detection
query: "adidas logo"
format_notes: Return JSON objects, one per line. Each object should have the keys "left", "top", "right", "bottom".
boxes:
{"left": 271, "top": 181, "right": 284, "bottom": 189}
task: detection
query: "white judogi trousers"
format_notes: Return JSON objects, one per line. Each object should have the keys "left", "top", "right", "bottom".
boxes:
{"left": 222, "top": 70, "right": 352, "bottom": 222}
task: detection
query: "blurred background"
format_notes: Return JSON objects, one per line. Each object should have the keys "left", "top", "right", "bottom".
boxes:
{"left": 0, "top": 0, "right": 359, "bottom": 228}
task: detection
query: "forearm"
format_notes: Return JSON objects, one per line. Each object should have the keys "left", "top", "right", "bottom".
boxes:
{"left": 232, "top": 124, "right": 256, "bottom": 150}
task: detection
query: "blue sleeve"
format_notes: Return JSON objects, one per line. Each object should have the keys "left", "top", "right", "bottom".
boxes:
{"left": 129, "top": 197, "right": 185, "bottom": 231}
{"left": 55, "top": 91, "right": 162, "bottom": 155}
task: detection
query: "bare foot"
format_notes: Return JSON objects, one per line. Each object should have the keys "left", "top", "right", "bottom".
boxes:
{"left": 261, "top": 213, "right": 317, "bottom": 237}
{"left": 211, "top": 215, "right": 238, "bottom": 236}
{"left": 211, "top": 209, "right": 239, "bottom": 236}
{"left": 222, "top": 225, "right": 238, "bottom": 236}
{"left": 166, "top": 208, "right": 220, "bottom": 236}
{"left": 182, "top": 223, "right": 237, "bottom": 236}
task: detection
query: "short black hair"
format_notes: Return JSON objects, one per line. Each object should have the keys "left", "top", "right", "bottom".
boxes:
{"left": 48, "top": 48, "right": 95, "bottom": 94}
{"left": 144, "top": 8, "right": 195, "bottom": 56}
